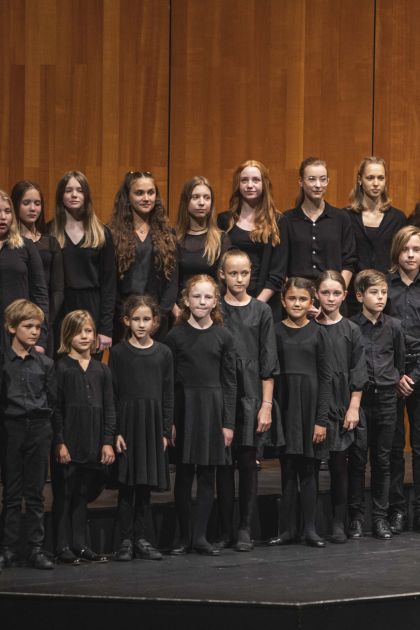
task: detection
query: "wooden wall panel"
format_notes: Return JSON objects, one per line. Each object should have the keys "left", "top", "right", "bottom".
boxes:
{"left": 374, "top": 0, "right": 420, "bottom": 215}
{"left": 0, "top": 0, "right": 169, "bottom": 223}
{"left": 169, "top": 0, "right": 374, "bottom": 220}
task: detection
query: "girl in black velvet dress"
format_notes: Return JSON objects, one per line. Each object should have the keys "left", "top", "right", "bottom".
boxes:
{"left": 217, "top": 159, "right": 283, "bottom": 320}
{"left": 50, "top": 171, "right": 116, "bottom": 354}
{"left": 174, "top": 175, "right": 230, "bottom": 317}
{"left": 165, "top": 274, "right": 237, "bottom": 556}
{"left": 110, "top": 171, "right": 177, "bottom": 340}
{"left": 12, "top": 180, "right": 64, "bottom": 356}
{"left": 110, "top": 295, "right": 174, "bottom": 562}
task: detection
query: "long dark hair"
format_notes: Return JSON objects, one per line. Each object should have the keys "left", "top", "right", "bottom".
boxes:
{"left": 11, "top": 180, "right": 46, "bottom": 234}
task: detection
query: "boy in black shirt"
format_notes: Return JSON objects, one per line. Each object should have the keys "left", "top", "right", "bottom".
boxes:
{"left": 349, "top": 270, "right": 408, "bottom": 540}
{"left": 0, "top": 299, "right": 56, "bottom": 570}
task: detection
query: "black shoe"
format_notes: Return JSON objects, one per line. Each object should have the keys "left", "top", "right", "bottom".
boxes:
{"left": 331, "top": 522, "right": 347, "bottom": 544}
{"left": 304, "top": 534, "right": 326, "bottom": 548}
{"left": 193, "top": 541, "right": 220, "bottom": 556}
{"left": 234, "top": 530, "right": 254, "bottom": 552}
{"left": 389, "top": 512, "right": 406, "bottom": 535}
{"left": 413, "top": 513, "right": 420, "bottom": 532}
{"left": 56, "top": 546, "right": 80, "bottom": 565}
{"left": 213, "top": 537, "right": 233, "bottom": 550}
{"left": 267, "top": 532, "right": 297, "bottom": 546}
{"left": 372, "top": 519, "right": 392, "bottom": 540}
{"left": 29, "top": 548, "right": 54, "bottom": 570}
{"left": 115, "top": 539, "right": 133, "bottom": 562}
{"left": 170, "top": 544, "right": 190, "bottom": 556}
{"left": 1, "top": 548, "right": 19, "bottom": 568}
{"left": 134, "top": 539, "right": 162, "bottom": 560}
{"left": 76, "top": 547, "right": 108, "bottom": 562}
{"left": 347, "top": 519, "right": 364, "bottom": 539}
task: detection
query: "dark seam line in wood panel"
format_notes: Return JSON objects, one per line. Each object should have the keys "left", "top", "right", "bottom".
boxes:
{"left": 371, "top": 0, "right": 377, "bottom": 154}
{"left": 167, "top": 0, "right": 173, "bottom": 214}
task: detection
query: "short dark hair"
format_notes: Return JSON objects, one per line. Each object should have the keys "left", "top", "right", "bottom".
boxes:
{"left": 281, "top": 277, "right": 315, "bottom": 300}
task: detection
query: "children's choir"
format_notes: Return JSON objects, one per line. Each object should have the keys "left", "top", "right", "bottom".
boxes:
{"left": 1, "top": 157, "right": 420, "bottom": 572}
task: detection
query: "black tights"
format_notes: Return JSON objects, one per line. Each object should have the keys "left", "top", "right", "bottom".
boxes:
{"left": 328, "top": 451, "right": 348, "bottom": 526}
{"left": 280, "top": 455, "right": 320, "bottom": 539}
{"left": 117, "top": 484, "right": 152, "bottom": 542}
{"left": 174, "top": 464, "right": 215, "bottom": 546}
{"left": 216, "top": 447, "right": 257, "bottom": 542}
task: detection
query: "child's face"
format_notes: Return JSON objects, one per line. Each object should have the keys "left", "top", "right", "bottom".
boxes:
{"left": 0, "top": 199, "right": 13, "bottom": 240}
{"left": 220, "top": 255, "right": 251, "bottom": 296}
{"left": 316, "top": 279, "right": 346, "bottom": 315}
{"left": 186, "top": 281, "right": 217, "bottom": 320}
{"left": 19, "top": 188, "right": 42, "bottom": 227}
{"left": 71, "top": 322, "right": 95, "bottom": 354}
{"left": 359, "top": 163, "right": 386, "bottom": 201}
{"left": 9, "top": 318, "right": 41, "bottom": 349}
{"left": 398, "top": 235, "right": 420, "bottom": 275}
{"left": 63, "top": 176, "right": 85, "bottom": 215}
{"left": 239, "top": 166, "right": 263, "bottom": 204}
{"left": 129, "top": 177, "right": 156, "bottom": 215}
{"left": 281, "top": 287, "right": 313, "bottom": 321}
{"left": 356, "top": 283, "right": 388, "bottom": 315}
{"left": 124, "top": 305, "right": 155, "bottom": 342}
{"left": 188, "top": 184, "right": 211, "bottom": 222}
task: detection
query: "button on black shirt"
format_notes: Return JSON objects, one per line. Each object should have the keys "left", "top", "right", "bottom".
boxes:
{"left": 350, "top": 312, "right": 405, "bottom": 387}
{"left": 279, "top": 203, "right": 357, "bottom": 280}
{"left": 1, "top": 347, "right": 56, "bottom": 419}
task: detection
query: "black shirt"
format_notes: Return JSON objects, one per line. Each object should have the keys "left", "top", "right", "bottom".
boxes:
{"left": 347, "top": 206, "right": 407, "bottom": 273}
{"left": 350, "top": 312, "right": 405, "bottom": 387}
{"left": 34, "top": 235, "right": 64, "bottom": 325}
{"left": 177, "top": 232, "right": 231, "bottom": 296}
{"left": 1, "top": 347, "right": 56, "bottom": 419}
{"left": 387, "top": 272, "right": 420, "bottom": 340}
{"left": 279, "top": 203, "right": 357, "bottom": 280}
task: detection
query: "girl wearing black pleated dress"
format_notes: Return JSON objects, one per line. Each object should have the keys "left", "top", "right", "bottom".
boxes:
{"left": 165, "top": 274, "right": 237, "bottom": 556}
{"left": 110, "top": 295, "right": 174, "bottom": 561}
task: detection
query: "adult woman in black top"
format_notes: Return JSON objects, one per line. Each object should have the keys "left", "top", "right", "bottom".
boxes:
{"left": 50, "top": 171, "right": 116, "bottom": 353}
{"left": 174, "top": 176, "right": 230, "bottom": 317}
{"left": 109, "top": 171, "right": 177, "bottom": 340}
{"left": 279, "top": 157, "right": 356, "bottom": 292}
{"left": 12, "top": 180, "right": 64, "bottom": 356}
{"left": 0, "top": 189, "right": 48, "bottom": 351}
{"left": 217, "top": 159, "right": 282, "bottom": 319}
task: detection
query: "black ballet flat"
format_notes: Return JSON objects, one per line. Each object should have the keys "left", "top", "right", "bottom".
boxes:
{"left": 266, "top": 534, "right": 297, "bottom": 546}
{"left": 169, "top": 544, "right": 190, "bottom": 556}
{"left": 234, "top": 540, "right": 254, "bottom": 552}
{"left": 193, "top": 543, "right": 220, "bottom": 556}
{"left": 304, "top": 536, "right": 326, "bottom": 548}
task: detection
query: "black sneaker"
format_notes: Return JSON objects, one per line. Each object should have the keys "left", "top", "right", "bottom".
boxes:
{"left": 372, "top": 519, "right": 392, "bottom": 540}
{"left": 56, "top": 546, "right": 80, "bottom": 565}
{"left": 115, "top": 539, "right": 133, "bottom": 562}
{"left": 347, "top": 519, "right": 364, "bottom": 539}
{"left": 388, "top": 512, "right": 406, "bottom": 535}
{"left": 134, "top": 539, "right": 162, "bottom": 560}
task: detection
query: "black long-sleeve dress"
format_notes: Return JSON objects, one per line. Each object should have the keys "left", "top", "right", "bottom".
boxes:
{"left": 221, "top": 297, "right": 284, "bottom": 448}
{"left": 0, "top": 238, "right": 49, "bottom": 350}
{"left": 109, "top": 340, "right": 173, "bottom": 490}
{"left": 165, "top": 322, "right": 237, "bottom": 466}
{"left": 177, "top": 231, "right": 231, "bottom": 297}
{"left": 316, "top": 318, "right": 368, "bottom": 452}
{"left": 274, "top": 320, "right": 332, "bottom": 459}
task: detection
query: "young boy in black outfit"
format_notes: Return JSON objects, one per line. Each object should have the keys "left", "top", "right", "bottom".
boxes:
{"left": 0, "top": 299, "right": 56, "bottom": 570}
{"left": 348, "top": 270, "right": 410, "bottom": 540}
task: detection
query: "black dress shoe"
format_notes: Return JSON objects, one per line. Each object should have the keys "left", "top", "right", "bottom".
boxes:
{"left": 170, "top": 544, "right": 190, "bottom": 556}
{"left": 192, "top": 542, "right": 220, "bottom": 556}
{"left": 305, "top": 535, "right": 326, "bottom": 548}
{"left": 347, "top": 519, "right": 364, "bottom": 539}
{"left": 135, "top": 539, "right": 162, "bottom": 560}
{"left": 76, "top": 547, "right": 109, "bottom": 562}
{"left": 29, "top": 548, "right": 55, "bottom": 570}
{"left": 413, "top": 513, "right": 420, "bottom": 532}
{"left": 372, "top": 519, "right": 392, "bottom": 540}
{"left": 1, "top": 548, "right": 19, "bottom": 568}
{"left": 388, "top": 512, "right": 406, "bottom": 535}
{"left": 56, "top": 546, "right": 80, "bottom": 565}
{"left": 331, "top": 522, "right": 347, "bottom": 544}
{"left": 267, "top": 532, "right": 297, "bottom": 546}
{"left": 213, "top": 538, "right": 233, "bottom": 550}
{"left": 115, "top": 539, "right": 133, "bottom": 562}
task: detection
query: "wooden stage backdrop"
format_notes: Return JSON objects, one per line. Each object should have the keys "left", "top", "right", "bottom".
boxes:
{"left": 0, "top": 0, "right": 417, "bottom": 222}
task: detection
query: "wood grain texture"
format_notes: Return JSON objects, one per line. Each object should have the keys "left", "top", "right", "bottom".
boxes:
{"left": 169, "top": 0, "right": 374, "bottom": 219}
{"left": 0, "top": 0, "right": 170, "bottom": 222}
{"left": 374, "top": 0, "right": 420, "bottom": 215}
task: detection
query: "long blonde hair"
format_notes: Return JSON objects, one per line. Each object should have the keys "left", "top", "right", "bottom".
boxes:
{"left": 225, "top": 160, "right": 280, "bottom": 245}
{"left": 390, "top": 225, "right": 420, "bottom": 272}
{"left": 51, "top": 171, "right": 106, "bottom": 249}
{"left": 58, "top": 309, "right": 97, "bottom": 354}
{"left": 176, "top": 176, "right": 223, "bottom": 266}
{"left": 349, "top": 157, "right": 391, "bottom": 213}
{"left": 0, "top": 190, "right": 23, "bottom": 249}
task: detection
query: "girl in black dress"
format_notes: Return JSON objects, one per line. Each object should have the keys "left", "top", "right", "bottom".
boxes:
{"left": 174, "top": 176, "right": 231, "bottom": 317}
{"left": 53, "top": 310, "right": 116, "bottom": 564}
{"left": 315, "top": 271, "right": 368, "bottom": 543}
{"left": 0, "top": 189, "right": 48, "bottom": 351}
{"left": 165, "top": 274, "right": 237, "bottom": 556}
{"left": 269, "top": 278, "right": 331, "bottom": 548}
{"left": 216, "top": 250, "right": 283, "bottom": 551}
{"left": 109, "top": 171, "right": 177, "bottom": 340}
{"left": 12, "top": 180, "right": 64, "bottom": 356}
{"left": 50, "top": 171, "right": 116, "bottom": 354}
{"left": 110, "top": 295, "right": 174, "bottom": 562}
{"left": 346, "top": 156, "right": 406, "bottom": 314}
{"left": 217, "top": 160, "right": 283, "bottom": 319}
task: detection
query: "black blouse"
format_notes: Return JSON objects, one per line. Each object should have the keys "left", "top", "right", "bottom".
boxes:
{"left": 0, "top": 238, "right": 49, "bottom": 348}
{"left": 278, "top": 203, "right": 357, "bottom": 280}
{"left": 177, "top": 231, "right": 231, "bottom": 296}
{"left": 346, "top": 206, "right": 407, "bottom": 273}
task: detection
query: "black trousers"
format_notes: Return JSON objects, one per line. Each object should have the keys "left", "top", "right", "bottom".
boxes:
{"left": 1, "top": 417, "right": 52, "bottom": 552}
{"left": 389, "top": 387, "right": 420, "bottom": 516}
{"left": 348, "top": 386, "right": 397, "bottom": 522}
